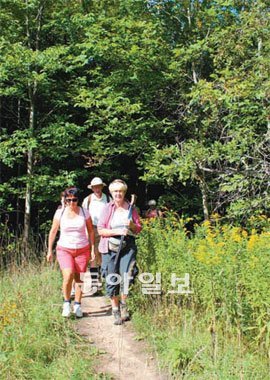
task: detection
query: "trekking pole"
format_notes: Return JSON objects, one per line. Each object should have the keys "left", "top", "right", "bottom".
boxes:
{"left": 113, "top": 194, "right": 137, "bottom": 272}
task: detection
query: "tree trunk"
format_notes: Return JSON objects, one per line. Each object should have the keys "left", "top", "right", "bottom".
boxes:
{"left": 187, "top": 6, "right": 198, "bottom": 85}
{"left": 23, "top": 1, "right": 43, "bottom": 247}
{"left": 16, "top": 99, "right": 21, "bottom": 229}
{"left": 23, "top": 94, "right": 35, "bottom": 246}
{"left": 0, "top": 97, "right": 2, "bottom": 184}
{"left": 192, "top": 62, "right": 198, "bottom": 84}
{"left": 199, "top": 176, "right": 209, "bottom": 220}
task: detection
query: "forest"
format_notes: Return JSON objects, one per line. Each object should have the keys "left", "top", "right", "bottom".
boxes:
{"left": 0, "top": 2, "right": 270, "bottom": 378}
{"left": 0, "top": 0, "right": 269, "bottom": 243}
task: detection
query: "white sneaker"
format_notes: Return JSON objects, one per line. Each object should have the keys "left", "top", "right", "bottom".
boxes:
{"left": 73, "top": 303, "right": 83, "bottom": 318}
{"left": 62, "top": 302, "right": 71, "bottom": 317}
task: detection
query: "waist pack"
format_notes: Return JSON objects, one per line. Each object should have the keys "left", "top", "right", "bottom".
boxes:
{"left": 108, "top": 237, "right": 126, "bottom": 252}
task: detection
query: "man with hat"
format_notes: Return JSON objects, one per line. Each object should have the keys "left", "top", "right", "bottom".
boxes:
{"left": 82, "top": 177, "right": 111, "bottom": 293}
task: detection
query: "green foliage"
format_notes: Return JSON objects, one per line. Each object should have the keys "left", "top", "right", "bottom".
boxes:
{"left": 130, "top": 215, "right": 270, "bottom": 378}
{"left": 0, "top": 264, "right": 101, "bottom": 379}
{"left": 133, "top": 311, "right": 270, "bottom": 379}
{"left": 0, "top": 0, "right": 269, "bottom": 230}
{"left": 142, "top": 0, "right": 270, "bottom": 220}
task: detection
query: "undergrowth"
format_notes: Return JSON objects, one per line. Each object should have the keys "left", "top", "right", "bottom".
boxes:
{"left": 130, "top": 214, "right": 270, "bottom": 379}
{"left": 0, "top": 263, "right": 105, "bottom": 380}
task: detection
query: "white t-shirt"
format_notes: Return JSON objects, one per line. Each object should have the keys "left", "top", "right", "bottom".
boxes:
{"left": 82, "top": 193, "right": 110, "bottom": 226}
{"left": 110, "top": 208, "right": 134, "bottom": 236}
{"left": 110, "top": 208, "right": 129, "bottom": 229}
{"left": 54, "top": 207, "right": 90, "bottom": 249}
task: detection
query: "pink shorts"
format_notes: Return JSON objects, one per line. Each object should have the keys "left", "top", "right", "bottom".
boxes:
{"left": 56, "top": 245, "right": 90, "bottom": 273}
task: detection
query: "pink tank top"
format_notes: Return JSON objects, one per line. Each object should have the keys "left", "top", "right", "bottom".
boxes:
{"left": 54, "top": 207, "right": 90, "bottom": 249}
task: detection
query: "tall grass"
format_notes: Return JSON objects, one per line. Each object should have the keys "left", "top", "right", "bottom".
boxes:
{"left": 130, "top": 215, "right": 270, "bottom": 379}
{"left": 0, "top": 264, "right": 103, "bottom": 379}
{"left": 0, "top": 222, "right": 44, "bottom": 269}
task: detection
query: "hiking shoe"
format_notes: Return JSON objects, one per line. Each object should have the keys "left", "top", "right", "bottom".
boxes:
{"left": 113, "top": 309, "right": 123, "bottom": 325}
{"left": 120, "top": 304, "right": 130, "bottom": 321}
{"left": 73, "top": 303, "right": 83, "bottom": 318}
{"left": 62, "top": 301, "right": 71, "bottom": 317}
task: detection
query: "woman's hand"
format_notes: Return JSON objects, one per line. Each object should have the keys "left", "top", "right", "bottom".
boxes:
{"left": 46, "top": 250, "right": 53, "bottom": 263}
{"left": 90, "top": 246, "right": 96, "bottom": 262}
{"left": 118, "top": 228, "right": 128, "bottom": 236}
{"left": 47, "top": 218, "right": 60, "bottom": 263}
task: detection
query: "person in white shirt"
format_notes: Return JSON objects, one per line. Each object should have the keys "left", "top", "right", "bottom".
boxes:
{"left": 82, "top": 177, "right": 111, "bottom": 292}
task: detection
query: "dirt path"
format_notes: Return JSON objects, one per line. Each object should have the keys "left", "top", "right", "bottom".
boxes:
{"left": 75, "top": 293, "right": 168, "bottom": 380}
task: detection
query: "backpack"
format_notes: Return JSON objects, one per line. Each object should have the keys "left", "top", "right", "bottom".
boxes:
{"left": 59, "top": 206, "right": 86, "bottom": 221}
{"left": 87, "top": 193, "right": 110, "bottom": 209}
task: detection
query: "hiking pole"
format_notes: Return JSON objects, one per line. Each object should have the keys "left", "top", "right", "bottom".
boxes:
{"left": 113, "top": 194, "right": 137, "bottom": 272}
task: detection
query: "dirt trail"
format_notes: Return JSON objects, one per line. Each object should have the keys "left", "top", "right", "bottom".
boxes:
{"left": 75, "top": 293, "right": 168, "bottom": 380}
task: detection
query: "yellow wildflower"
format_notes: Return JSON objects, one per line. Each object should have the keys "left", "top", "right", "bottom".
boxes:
{"left": 241, "top": 229, "right": 248, "bottom": 239}
{"left": 231, "top": 227, "right": 242, "bottom": 243}
{"left": 247, "top": 234, "right": 259, "bottom": 251}
{"left": 211, "top": 213, "right": 221, "bottom": 220}
{"left": 202, "top": 220, "right": 211, "bottom": 228}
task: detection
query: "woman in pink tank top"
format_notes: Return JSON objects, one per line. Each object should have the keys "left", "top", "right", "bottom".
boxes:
{"left": 47, "top": 187, "right": 95, "bottom": 318}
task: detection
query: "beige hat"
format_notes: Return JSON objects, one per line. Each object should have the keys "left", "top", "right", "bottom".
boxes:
{"left": 87, "top": 177, "right": 106, "bottom": 189}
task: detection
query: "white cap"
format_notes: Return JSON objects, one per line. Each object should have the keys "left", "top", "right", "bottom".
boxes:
{"left": 148, "top": 199, "right": 156, "bottom": 206}
{"left": 87, "top": 177, "right": 106, "bottom": 189}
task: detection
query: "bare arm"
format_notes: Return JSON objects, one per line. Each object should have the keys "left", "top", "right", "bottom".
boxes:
{"left": 86, "top": 217, "right": 95, "bottom": 261}
{"left": 158, "top": 210, "right": 163, "bottom": 218}
{"left": 46, "top": 218, "right": 60, "bottom": 262}
{"left": 97, "top": 227, "right": 127, "bottom": 237}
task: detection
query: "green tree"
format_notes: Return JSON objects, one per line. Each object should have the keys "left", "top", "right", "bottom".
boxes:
{"left": 0, "top": 0, "right": 89, "bottom": 240}
{"left": 142, "top": 0, "right": 270, "bottom": 220}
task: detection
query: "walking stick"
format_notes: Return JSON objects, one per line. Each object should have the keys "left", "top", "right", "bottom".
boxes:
{"left": 113, "top": 194, "right": 137, "bottom": 272}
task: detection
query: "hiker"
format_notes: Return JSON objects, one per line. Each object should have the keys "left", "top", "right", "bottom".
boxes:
{"left": 46, "top": 187, "right": 95, "bottom": 318}
{"left": 145, "top": 199, "right": 163, "bottom": 219}
{"left": 57, "top": 191, "right": 65, "bottom": 210}
{"left": 98, "top": 179, "right": 142, "bottom": 325}
{"left": 82, "top": 177, "right": 111, "bottom": 293}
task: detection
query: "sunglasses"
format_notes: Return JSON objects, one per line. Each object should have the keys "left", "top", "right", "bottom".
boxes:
{"left": 66, "top": 198, "right": 78, "bottom": 203}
